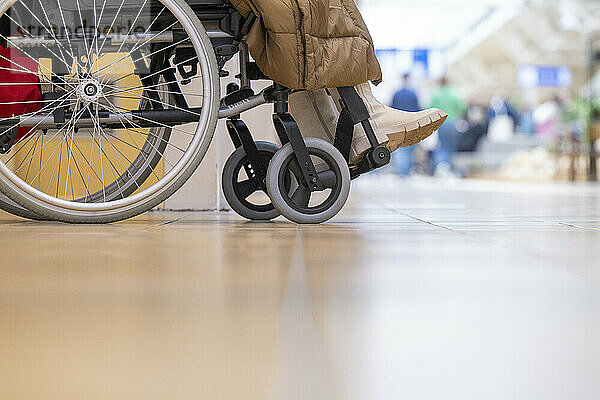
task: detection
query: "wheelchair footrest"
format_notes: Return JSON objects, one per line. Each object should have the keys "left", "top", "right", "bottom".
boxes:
{"left": 350, "top": 146, "right": 391, "bottom": 180}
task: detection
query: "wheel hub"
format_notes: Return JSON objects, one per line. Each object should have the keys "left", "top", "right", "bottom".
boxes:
{"left": 78, "top": 79, "right": 102, "bottom": 103}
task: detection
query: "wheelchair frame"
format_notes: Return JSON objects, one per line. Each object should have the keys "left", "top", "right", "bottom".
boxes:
{"left": 200, "top": 4, "right": 392, "bottom": 188}
{"left": 0, "top": 0, "right": 392, "bottom": 223}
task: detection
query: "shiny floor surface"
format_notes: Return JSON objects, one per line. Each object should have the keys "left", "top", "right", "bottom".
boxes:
{"left": 1, "top": 177, "right": 599, "bottom": 400}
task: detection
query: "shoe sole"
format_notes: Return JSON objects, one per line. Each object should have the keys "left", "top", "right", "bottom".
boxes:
{"left": 383, "top": 111, "right": 448, "bottom": 153}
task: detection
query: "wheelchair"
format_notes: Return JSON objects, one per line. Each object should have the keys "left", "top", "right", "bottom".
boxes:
{"left": 0, "top": 0, "right": 391, "bottom": 224}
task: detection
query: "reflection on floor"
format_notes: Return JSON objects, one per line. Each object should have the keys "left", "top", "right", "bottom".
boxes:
{"left": 1, "top": 176, "right": 599, "bottom": 400}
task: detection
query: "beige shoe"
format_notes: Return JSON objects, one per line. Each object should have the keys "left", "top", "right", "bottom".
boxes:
{"left": 289, "top": 85, "right": 448, "bottom": 165}
{"left": 331, "top": 83, "right": 448, "bottom": 162}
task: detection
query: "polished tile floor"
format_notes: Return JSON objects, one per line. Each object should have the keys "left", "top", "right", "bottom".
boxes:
{"left": 1, "top": 176, "right": 599, "bottom": 400}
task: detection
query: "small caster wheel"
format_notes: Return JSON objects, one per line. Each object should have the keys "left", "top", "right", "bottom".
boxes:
{"left": 266, "top": 138, "right": 351, "bottom": 224}
{"left": 369, "top": 145, "right": 391, "bottom": 168}
{"left": 222, "top": 141, "right": 281, "bottom": 221}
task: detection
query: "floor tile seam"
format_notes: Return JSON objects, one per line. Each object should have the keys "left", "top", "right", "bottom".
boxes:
{"left": 558, "top": 222, "right": 600, "bottom": 231}
{"left": 383, "top": 204, "right": 600, "bottom": 286}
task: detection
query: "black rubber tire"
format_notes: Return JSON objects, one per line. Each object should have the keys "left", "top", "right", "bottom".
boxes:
{"left": 266, "top": 138, "right": 350, "bottom": 224}
{"left": 222, "top": 141, "right": 280, "bottom": 221}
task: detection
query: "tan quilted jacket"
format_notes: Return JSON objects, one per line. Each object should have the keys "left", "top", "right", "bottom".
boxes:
{"left": 229, "top": 0, "right": 382, "bottom": 90}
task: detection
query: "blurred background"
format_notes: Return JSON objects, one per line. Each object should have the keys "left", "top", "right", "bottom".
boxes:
{"left": 360, "top": 0, "right": 600, "bottom": 183}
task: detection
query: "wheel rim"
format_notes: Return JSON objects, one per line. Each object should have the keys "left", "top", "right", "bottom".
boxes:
{"left": 231, "top": 149, "right": 277, "bottom": 214}
{"left": 0, "top": 0, "right": 217, "bottom": 214}
{"left": 277, "top": 147, "right": 342, "bottom": 215}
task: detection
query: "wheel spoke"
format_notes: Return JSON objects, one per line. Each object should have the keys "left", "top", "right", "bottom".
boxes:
{"left": 99, "top": 99, "right": 186, "bottom": 160}
{"left": 317, "top": 170, "right": 337, "bottom": 189}
{"left": 22, "top": 133, "right": 40, "bottom": 183}
{"left": 3, "top": 10, "right": 77, "bottom": 77}
{"left": 104, "top": 85, "right": 204, "bottom": 118}
{"left": 101, "top": 0, "right": 151, "bottom": 68}
{"left": 74, "top": 0, "right": 93, "bottom": 73}
{"left": 99, "top": 34, "right": 188, "bottom": 82}
{"left": 95, "top": 99, "right": 196, "bottom": 139}
{"left": 1, "top": 93, "right": 74, "bottom": 141}
{"left": 104, "top": 75, "right": 201, "bottom": 96}
{"left": 56, "top": 0, "right": 78, "bottom": 70}
{"left": 110, "top": 56, "right": 200, "bottom": 87}
{"left": 291, "top": 185, "right": 311, "bottom": 208}
{"left": 29, "top": 105, "right": 88, "bottom": 187}
{"left": 96, "top": 0, "right": 131, "bottom": 58}
{"left": 87, "top": 120, "right": 127, "bottom": 200}
{"left": 97, "top": 5, "right": 168, "bottom": 84}
{"left": 96, "top": 17, "right": 177, "bottom": 81}
{"left": 95, "top": 109, "right": 163, "bottom": 183}
{"left": 7, "top": 0, "right": 80, "bottom": 74}
{"left": 4, "top": 95, "right": 78, "bottom": 165}
{"left": 235, "top": 179, "right": 259, "bottom": 200}
{"left": 0, "top": 50, "right": 75, "bottom": 90}
{"left": 287, "top": 159, "right": 305, "bottom": 186}
{"left": 91, "top": 113, "right": 143, "bottom": 194}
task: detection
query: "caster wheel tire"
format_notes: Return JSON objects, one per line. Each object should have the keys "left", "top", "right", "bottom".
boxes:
{"left": 266, "top": 138, "right": 351, "bottom": 224}
{"left": 222, "top": 142, "right": 280, "bottom": 221}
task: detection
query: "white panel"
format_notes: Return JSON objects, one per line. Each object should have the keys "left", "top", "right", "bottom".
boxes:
{"left": 163, "top": 57, "right": 279, "bottom": 211}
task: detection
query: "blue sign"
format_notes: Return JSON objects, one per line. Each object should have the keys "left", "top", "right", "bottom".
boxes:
{"left": 518, "top": 65, "right": 572, "bottom": 88}
{"left": 412, "top": 48, "right": 430, "bottom": 73}
{"left": 374, "top": 48, "right": 431, "bottom": 76}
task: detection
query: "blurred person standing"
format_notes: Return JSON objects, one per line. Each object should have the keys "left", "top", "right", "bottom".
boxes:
{"left": 487, "top": 95, "right": 520, "bottom": 143}
{"left": 391, "top": 73, "right": 421, "bottom": 176}
{"left": 429, "top": 77, "right": 467, "bottom": 176}
{"left": 456, "top": 103, "right": 489, "bottom": 152}
{"left": 534, "top": 95, "right": 563, "bottom": 138}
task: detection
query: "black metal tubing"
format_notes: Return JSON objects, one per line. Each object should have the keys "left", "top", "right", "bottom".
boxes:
{"left": 235, "top": 12, "right": 257, "bottom": 43}
{"left": 130, "top": 108, "right": 203, "bottom": 126}
{"left": 162, "top": 68, "right": 189, "bottom": 109}
{"left": 187, "top": 2, "right": 244, "bottom": 38}
{"left": 227, "top": 119, "right": 259, "bottom": 161}
{"left": 273, "top": 113, "right": 323, "bottom": 192}
{"left": 0, "top": 127, "right": 18, "bottom": 154}
{"left": 132, "top": 49, "right": 164, "bottom": 110}
{"left": 226, "top": 120, "right": 243, "bottom": 148}
{"left": 226, "top": 119, "right": 268, "bottom": 187}
{"left": 336, "top": 86, "right": 380, "bottom": 149}
{"left": 335, "top": 86, "right": 390, "bottom": 172}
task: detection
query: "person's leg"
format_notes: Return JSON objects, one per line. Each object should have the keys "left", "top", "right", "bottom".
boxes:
{"left": 434, "top": 121, "right": 458, "bottom": 169}
{"left": 288, "top": 89, "right": 338, "bottom": 143}
{"left": 393, "top": 146, "right": 415, "bottom": 176}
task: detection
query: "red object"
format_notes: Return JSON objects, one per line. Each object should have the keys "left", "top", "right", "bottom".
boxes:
{"left": 0, "top": 46, "right": 41, "bottom": 142}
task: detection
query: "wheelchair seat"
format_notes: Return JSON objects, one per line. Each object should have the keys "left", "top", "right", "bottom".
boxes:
{"left": 185, "top": 0, "right": 240, "bottom": 38}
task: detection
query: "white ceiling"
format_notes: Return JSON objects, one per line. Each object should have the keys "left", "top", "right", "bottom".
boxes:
{"left": 360, "top": 0, "right": 600, "bottom": 103}
{"left": 359, "top": 1, "right": 524, "bottom": 49}
{"left": 359, "top": 0, "right": 600, "bottom": 50}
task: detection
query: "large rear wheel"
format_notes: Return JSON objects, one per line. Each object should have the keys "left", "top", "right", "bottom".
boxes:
{"left": 0, "top": 0, "right": 220, "bottom": 223}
